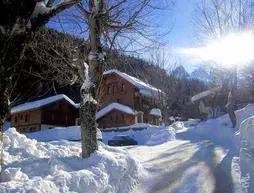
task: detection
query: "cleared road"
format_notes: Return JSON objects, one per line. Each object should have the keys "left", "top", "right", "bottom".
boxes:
{"left": 126, "top": 130, "right": 242, "bottom": 193}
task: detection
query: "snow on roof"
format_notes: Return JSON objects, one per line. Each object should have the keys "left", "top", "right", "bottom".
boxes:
{"left": 149, "top": 108, "right": 162, "bottom": 117}
{"left": 103, "top": 69, "right": 163, "bottom": 98}
{"left": 96, "top": 102, "right": 135, "bottom": 120}
{"left": 191, "top": 90, "right": 213, "bottom": 102}
{"left": 11, "top": 94, "right": 79, "bottom": 114}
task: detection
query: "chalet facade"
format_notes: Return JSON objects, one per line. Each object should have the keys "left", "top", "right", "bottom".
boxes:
{"left": 11, "top": 69, "right": 163, "bottom": 133}
{"left": 11, "top": 95, "right": 79, "bottom": 133}
{"left": 96, "top": 69, "right": 163, "bottom": 128}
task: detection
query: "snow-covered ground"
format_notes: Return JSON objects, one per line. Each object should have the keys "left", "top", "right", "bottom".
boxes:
{"left": 0, "top": 128, "right": 144, "bottom": 193}
{"left": 2, "top": 104, "right": 254, "bottom": 192}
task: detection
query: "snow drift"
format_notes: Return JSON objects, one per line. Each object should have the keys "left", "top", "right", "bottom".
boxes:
{"left": 0, "top": 128, "right": 143, "bottom": 193}
{"left": 238, "top": 116, "right": 254, "bottom": 193}
{"left": 188, "top": 104, "right": 254, "bottom": 148}
{"left": 146, "top": 127, "right": 176, "bottom": 146}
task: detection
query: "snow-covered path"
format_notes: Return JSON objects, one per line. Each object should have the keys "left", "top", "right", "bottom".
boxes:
{"left": 126, "top": 130, "right": 242, "bottom": 193}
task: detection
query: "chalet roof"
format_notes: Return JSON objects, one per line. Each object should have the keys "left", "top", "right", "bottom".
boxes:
{"left": 11, "top": 94, "right": 79, "bottom": 114}
{"left": 96, "top": 102, "right": 136, "bottom": 120}
{"left": 103, "top": 69, "right": 163, "bottom": 99}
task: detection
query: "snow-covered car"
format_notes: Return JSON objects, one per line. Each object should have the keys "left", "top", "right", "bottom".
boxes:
{"left": 108, "top": 135, "right": 138, "bottom": 146}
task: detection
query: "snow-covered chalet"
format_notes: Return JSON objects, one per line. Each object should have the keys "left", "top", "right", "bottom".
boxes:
{"left": 96, "top": 69, "right": 163, "bottom": 128}
{"left": 10, "top": 69, "right": 163, "bottom": 133}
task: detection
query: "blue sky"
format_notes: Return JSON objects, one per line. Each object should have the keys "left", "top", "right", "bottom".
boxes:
{"left": 48, "top": 0, "right": 199, "bottom": 73}
{"left": 165, "top": 0, "right": 199, "bottom": 72}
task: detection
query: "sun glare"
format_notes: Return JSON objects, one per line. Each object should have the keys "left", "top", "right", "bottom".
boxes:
{"left": 179, "top": 32, "right": 254, "bottom": 67}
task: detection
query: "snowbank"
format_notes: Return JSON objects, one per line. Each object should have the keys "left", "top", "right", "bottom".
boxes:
{"left": 187, "top": 104, "right": 254, "bottom": 148}
{"left": 102, "top": 125, "right": 176, "bottom": 146}
{"left": 26, "top": 127, "right": 103, "bottom": 142}
{"left": 217, "top": 104, "right": 254, "bottom": 128}
{"left": 146, "top": 127, "right": 176, "bottom": 146}
{"left": 26, "top": 126, "right": 80, "bottom": 141}
{"left": 0, "top": 128, "right": 143, "bottom": 193}
{"left": 238, "top": 116, "right": 254, "bottom": 193}
{"left": 238, "top": 116, "right": 254, "bottom": 151}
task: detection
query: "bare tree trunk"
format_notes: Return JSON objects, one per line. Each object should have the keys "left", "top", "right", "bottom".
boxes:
{"left": 80, "top": 0, "right": 104, "bottom": 158}
{"left": 226, "top": 68, "right": 237, "bottom": 128}
{"left": 0, "top": 74, "right": 12, "bottom": 176}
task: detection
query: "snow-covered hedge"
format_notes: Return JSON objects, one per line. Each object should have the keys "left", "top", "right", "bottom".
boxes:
{"left": 0, "top": 128, "right": 144, "bottom": 193}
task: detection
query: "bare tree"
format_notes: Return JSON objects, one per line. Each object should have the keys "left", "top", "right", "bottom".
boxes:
{"left": 193, "top": 0, "right": 254, "bottom": 127}
{"left": 0, "top": 0, "right": 79, "bottom": 177}
{"left": 52, "top": 0, "right": 173, "bottom": 158}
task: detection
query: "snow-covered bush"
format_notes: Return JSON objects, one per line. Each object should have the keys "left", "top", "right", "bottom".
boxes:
{"left": 0, "top": 128, "right": 144, "bottom": 193}
{"left": 146, "top": 127, "right": 176, "bottom": 146}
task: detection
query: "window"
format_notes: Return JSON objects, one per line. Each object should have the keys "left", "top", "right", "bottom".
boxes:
{"left": 111, "top": 116, "right": 113, "bottom": 121}
{"left": 20, "top": 115, "right": 23, "bottom": 120}
{"left": 117, "top": 99, "right": 120, "bottom": 103}
{"left": 116, "top": 115, "right": 118, "bottom": 120}
{"left": 59, "top": 104, "right": 62, "bottom": 110}
{"left": 122, "top": 114, "right": 124, "bottom": 120}
{"left": 14, "top": 116, "right": 17, "bottom": 123}
{"left": 65, "top": 116, "right": 68, "bottom": 122}
{"left": 121, "top": 84, "right": 124, "bottom": 92}
{"left": 25, "top": 115, "right": 28, "bottom": 122}
{"left": 107, "top": 86, "right": 110, "bottom": 94}
{"left": 52, "top": 114, "right": 54, "bottom": 120}
{"left": 30, "top": 127, "right": 36, "bottom": 132}
{"left": 113, "top": 85, "right": 117, "bottom": 93}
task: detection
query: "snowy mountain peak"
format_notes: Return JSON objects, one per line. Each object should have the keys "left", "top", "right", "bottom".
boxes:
{"left": 171, "top": 65, "right": 189, "bottom": 79}
{"left": 190, "top": 67, "right": 211, "bottom": 83}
